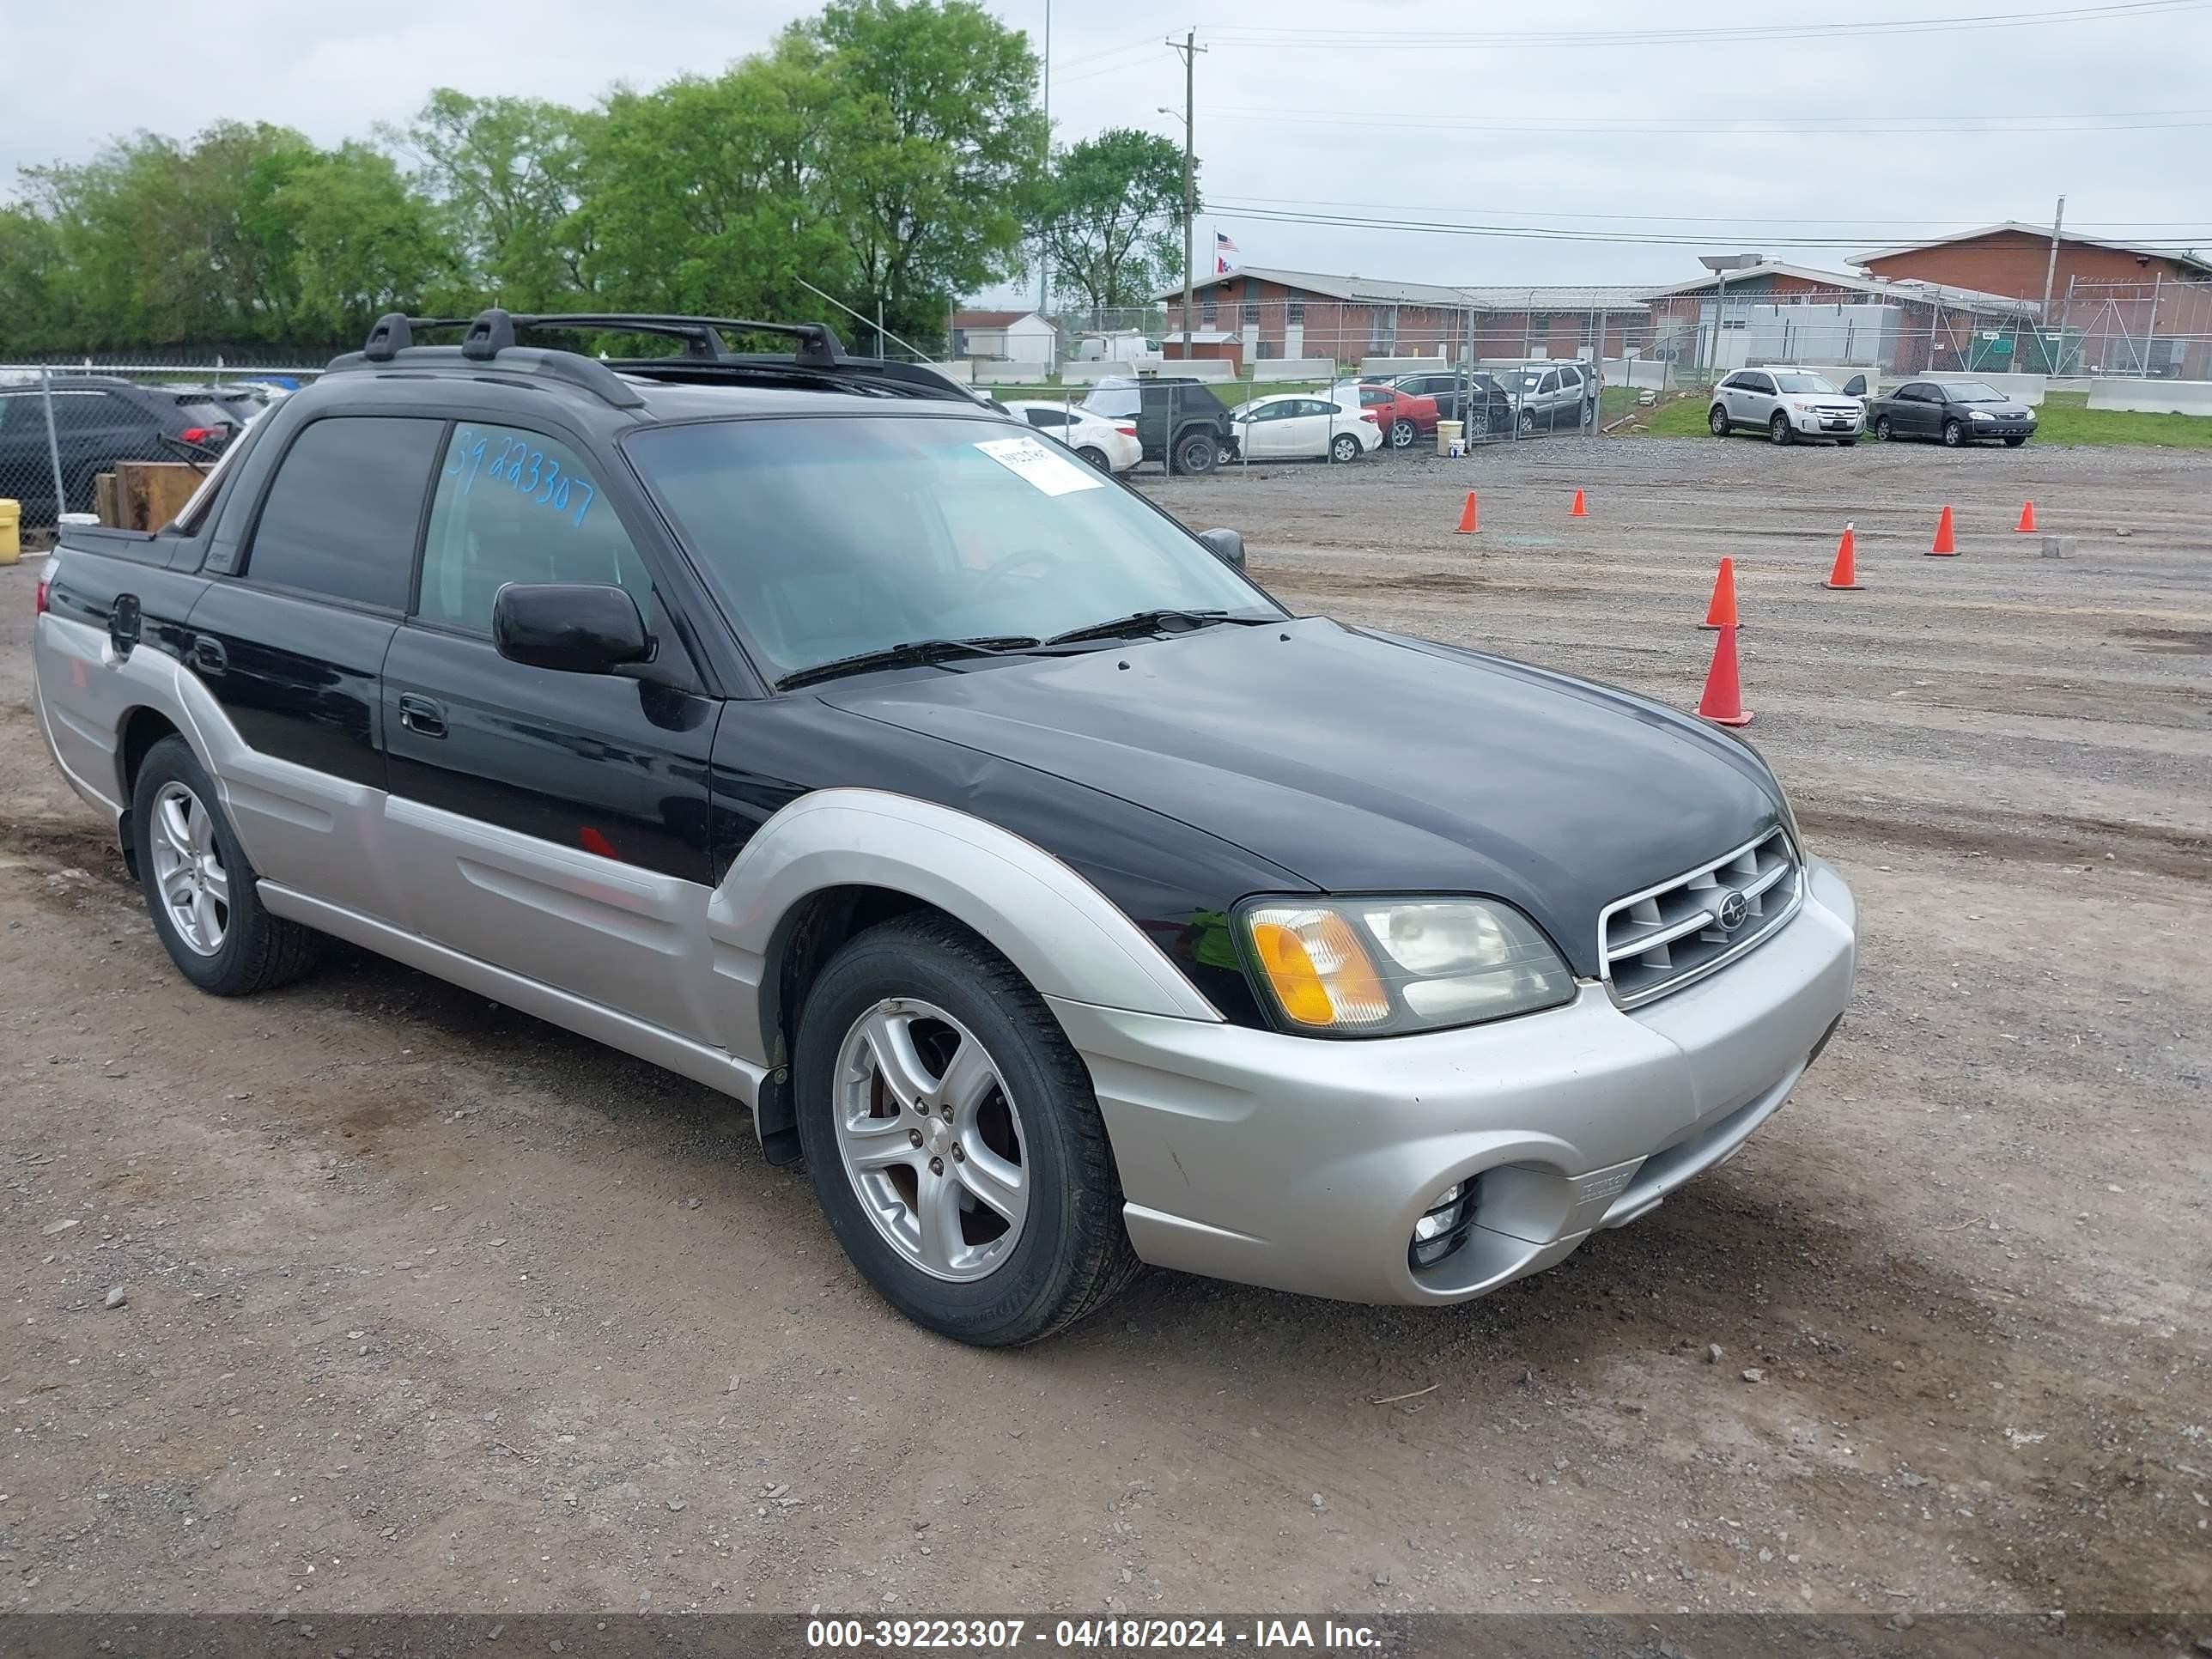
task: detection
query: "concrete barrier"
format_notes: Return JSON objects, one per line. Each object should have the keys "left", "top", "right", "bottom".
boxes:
{"left": 1603, "top": 358, "right": 1672, "bottom": 391}
{"left": 973, "top": 361, "right": 1054, "bottom": 386}
{"left": 924, "top": 359, "right": 975, "bottom": 384}
{"left": 2087, "top": 377, "right": 2212, "bottom": 416}
{"left": 1058, "top": 359, "right": 1160, "bottom": 384}
{"left": 1247, "top": 358, "right": 1336, "bottom": 381}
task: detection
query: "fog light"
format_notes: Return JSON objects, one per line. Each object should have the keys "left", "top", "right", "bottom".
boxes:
{"left": 1408, "top": 1179, "right": 1476, "bottom": 1272}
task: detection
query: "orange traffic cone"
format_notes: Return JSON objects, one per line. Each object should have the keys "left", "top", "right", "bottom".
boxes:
{"left": 1929, "top": 504, "right": 1958, "bottom": 556}
{"left": 1569, "top": 488, "right": 1588, "bottom": 518}
{"left": 1823, "top": 523, "right": 1861, "bottom": 590}
{"left": 1699, "top": 557, "right": 1741, "bottom": 630}
{"left": 2015, "top": 501, "right": 2038, "bottom": 533}
{"left": 1455, "top": 490, "right": 1480, "bottom": 534}
{"left": 1697, "top": 624, "right": 1753, "bottom": 727}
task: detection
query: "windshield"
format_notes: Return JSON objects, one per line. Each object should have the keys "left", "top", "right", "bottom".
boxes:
{"left": 1941, "top": 381, "right": 2005, "bottom": 403}
{"left": 1080, "top": 386, "right": 1139, "bottom": 418}
{"left": 627, "top": 415, "right": 1281, "bottom": 683}
{"left": 1771, "top": 373, "right": 1841, "bottom": 395}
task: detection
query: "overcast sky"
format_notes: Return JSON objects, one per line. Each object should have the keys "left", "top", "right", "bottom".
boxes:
{"left": 6, "top": 0, "right": 2209, "bottom": 295}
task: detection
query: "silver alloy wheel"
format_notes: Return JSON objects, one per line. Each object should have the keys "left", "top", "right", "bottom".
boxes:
{"left": 1467, "top": 409, "right": 1490, "bottom": 439}
{"left": 1331, "top": 432, "right": 1360, "bottom": 462}
{"left": 1390, "top": 419, "right": 1415, "bottom": 449}
{"left": 832, "top": 998, "right": 1030, "bottom": 1282}
{"left": 149, "top": 781, "right": 229, "bottom": 957}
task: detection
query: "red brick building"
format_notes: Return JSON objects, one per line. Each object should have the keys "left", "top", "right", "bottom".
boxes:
{"left": 1156, "top": 267, "right": 1649, "bottom": 369}
{"left": 1852, "top": 223, "right": 2212, "bottom": 376}
{"left": 1642, "top": 261, "right": 2037, "bottom": 376}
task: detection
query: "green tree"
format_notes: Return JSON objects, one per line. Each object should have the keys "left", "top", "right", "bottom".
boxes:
{"left": 1040, "top": 128, "right": 1191, "bottom": 312}
{"left": 793, "top": 0, "right": 1045, "bottom": 349}
{"left": 577, "top": 40, "right": 851, "bottom": 325}
{"left": 387, "top": 89, "right": 594, "bottom": 310}
{"left": 278, "top": 143, "right": 448, "bottom": 339}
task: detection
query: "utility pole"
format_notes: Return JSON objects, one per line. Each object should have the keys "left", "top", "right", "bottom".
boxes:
{"left": 1168, "top": 31, "right": 1205, "bottom": 358}
{"left": 2041, "top": 193, "right": 2066, "bottom": 362}
{"left": 1036, "top": 0, "right": 1050, "bottom": 327}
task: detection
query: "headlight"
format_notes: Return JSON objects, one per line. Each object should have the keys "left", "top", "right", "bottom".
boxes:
{"left": 1970, "top": 409, "right": 1994, "bottom": 422}
{"left": 2026, "top": 411, "right": 2038, "bottom": 423}
{"left": 1239, "top": 897, "right": 1574, "bottom": 1036}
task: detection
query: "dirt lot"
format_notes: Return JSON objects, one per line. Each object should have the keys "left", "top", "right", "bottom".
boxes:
{"left": 1, "top": 434, "right": 2208, "bottom": 1623}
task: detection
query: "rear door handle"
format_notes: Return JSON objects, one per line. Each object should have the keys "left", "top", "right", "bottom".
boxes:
{"left": 397, "top": 694, "right": 447, "bottom": 739}
{"left": 189, "top": 635, "right": 226, "bottom": 675}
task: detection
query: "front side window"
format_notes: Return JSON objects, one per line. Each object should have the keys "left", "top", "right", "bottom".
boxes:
{"left": 244, "top": 416, "right": 444, "bottom": 610}
{"left": 1740, "top": 373, "right": 1776, "bottom": 394}
{"left": 418, "top": 422, "right": 647, "bottom": 635}
{"left": 627, "top": 415, "right": 1280, "bottom": 683}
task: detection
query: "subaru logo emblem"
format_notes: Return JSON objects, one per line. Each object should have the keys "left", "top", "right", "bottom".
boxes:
{"left": 1714, "top": 890, "right": 1749, "bottom": 932}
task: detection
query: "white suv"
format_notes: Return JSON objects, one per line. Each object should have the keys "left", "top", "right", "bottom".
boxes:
{"left": 1709, "top": 368, "right": 1864, "bottom": 446}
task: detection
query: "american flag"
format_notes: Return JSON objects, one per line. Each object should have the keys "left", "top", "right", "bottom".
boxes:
{"left": 1214, "top": 230, "right": 1238, "bottom": 275}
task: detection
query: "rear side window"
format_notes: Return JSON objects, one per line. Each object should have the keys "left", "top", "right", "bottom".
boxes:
{"left": 418, "top": 422, "right": 647, "bottom": 634}
{"left": 244, "top": 416, "right": 444, "bottom": 610}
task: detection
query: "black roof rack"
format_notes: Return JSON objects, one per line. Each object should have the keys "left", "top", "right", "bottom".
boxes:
{"left": 331, "top": 308, "right": 972, "bottom": 409}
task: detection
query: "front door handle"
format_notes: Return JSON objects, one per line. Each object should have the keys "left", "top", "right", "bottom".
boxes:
{"left": 397, "top": 694, "right": 447, "bottom": 739}
{"left": 189, "top": 635, "right": 226, "bottom": 676}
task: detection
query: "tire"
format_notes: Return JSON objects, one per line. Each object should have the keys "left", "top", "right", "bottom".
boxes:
{"left": 1172, "top": 431, "right": 1218, "bottom": 475}
{"left": 1709, "top": 404, "right": 1730, "bottom": 436}
{"left": 1769, "top": 412, "right": 1793, "bottom": 446}
{"left": 1329, "top": 431, "right": 1362, "bottom": 464}
{"left": 2003, "top": 435, "right": 2027, "bottom": 447}
{"left": 1467, "top": 408, "right": 1491, "bottom": 440}
{"left": 1874, "top": 415, "right": 1894, "bottom": 441}
{"left": 793, "top": 914, "right": 1141, "bottom": 1346}
{"left": 1942, "top": 420, "right": 1965, "bottom": 447}
{"left": 1389, "top": 418, "right": 1416, "bottom": 450}
{"left": 1075, "top": 446, "right": 1109, "bottom": 471}
{"left": 131, "top": 736, "right": 320, "bottom": 996}
{"left": 1517, "top": 408, "right": 1535, "bottom": 436}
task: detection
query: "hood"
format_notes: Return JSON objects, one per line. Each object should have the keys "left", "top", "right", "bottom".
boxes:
{"left": 818, "top": 618, "right": 1785, "bottom": 975}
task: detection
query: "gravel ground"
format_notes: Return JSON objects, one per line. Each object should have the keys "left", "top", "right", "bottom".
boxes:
{"left": 0, "top": 433, "right": 2207, "bottom": 1623}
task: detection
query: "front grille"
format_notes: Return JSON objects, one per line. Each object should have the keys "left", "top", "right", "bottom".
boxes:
{"left": 1600, "top": 828, "right": 1802, "bottom": 1008}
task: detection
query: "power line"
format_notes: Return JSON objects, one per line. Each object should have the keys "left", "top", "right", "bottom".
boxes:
{"left": 1198, "top": 0, "right": 2209, "bottom": 50}
{"left": 1204, "top": 193, "right": 2212, "bottom": 232}
{"left": 1209, "top": 202, "right": 2212, "bottom": 253}
{"left": 1200, "top": 106, "right": 2212, "bottom": 137}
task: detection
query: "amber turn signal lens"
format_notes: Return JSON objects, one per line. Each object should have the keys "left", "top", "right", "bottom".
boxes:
{"left": 1248, "top": 909, "right": 1389, "bottom": 1028}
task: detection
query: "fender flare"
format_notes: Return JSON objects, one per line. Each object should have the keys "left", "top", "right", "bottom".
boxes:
{"left": 707, "top": 787, "right": 1222, "bottom": 1071}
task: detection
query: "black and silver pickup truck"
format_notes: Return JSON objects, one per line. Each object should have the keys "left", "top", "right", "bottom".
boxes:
{"left": 31, "top": 311, "right": 1856, "bottom": 1346}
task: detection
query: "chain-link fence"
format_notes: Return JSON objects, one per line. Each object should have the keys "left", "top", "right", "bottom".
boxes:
{"left": 0, "top": 360, "right": 324, "bottom": 532}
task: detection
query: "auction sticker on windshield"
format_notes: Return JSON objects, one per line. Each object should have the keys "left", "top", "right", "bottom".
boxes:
{"left": 974, "top": 435, "right": 1104, "bottom": 496}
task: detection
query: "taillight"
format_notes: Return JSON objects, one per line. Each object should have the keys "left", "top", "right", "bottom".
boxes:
{"left": 179, "top": 426, "right": 218, "bottom": 443}
{"left": 35, "top": 573, "right": 49, "bottom": 615}
{"left": 1359, "top": 411, "right": 1379, "bottom": 423}
{"left": 1115, "top": 424, "right": 1137, "bottom": 437}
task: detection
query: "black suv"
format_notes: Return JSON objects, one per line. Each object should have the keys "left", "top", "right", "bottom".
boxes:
{"left": 1077, "top": 375, "right": 1239, "bottom": 474}
{"left": 33, "top": 310, "right": 1856, "bottom": 1346}
{"left": 0, "top": 375, "right": 241, "bottom": 521}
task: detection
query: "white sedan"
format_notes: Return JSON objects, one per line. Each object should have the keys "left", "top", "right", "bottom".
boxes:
{"left": 998, "top": 399, "right": 1143, "bottom": 473}
{"left": 1230, "top": 392, "right": 1383, "bottom": 463}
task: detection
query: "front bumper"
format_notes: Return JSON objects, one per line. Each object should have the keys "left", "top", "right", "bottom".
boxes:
{"left": 1056, "top": 857, "right": 1856, "bottom": 1305}
{"left": 1790, "top": 407, "right": 1864, "bottom": 435}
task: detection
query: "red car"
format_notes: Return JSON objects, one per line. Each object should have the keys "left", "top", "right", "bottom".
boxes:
{"left": 1342, "top": 383, "right": 1440, "bottom": 451}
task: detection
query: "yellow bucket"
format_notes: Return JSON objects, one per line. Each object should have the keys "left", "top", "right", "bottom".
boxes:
{"left": 1435, "top": 420, "right": 1464, "bottom": 456}
{"left": 0, "top": 499, "right": 20, "bottom": 566}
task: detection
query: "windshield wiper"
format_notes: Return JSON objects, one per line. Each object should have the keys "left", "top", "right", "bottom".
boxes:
{"left": 1044, "top": 609, "right": 1274, "bottom": 647}
{"left": 775, "top": 635, "right": 1042, "bottom": 691}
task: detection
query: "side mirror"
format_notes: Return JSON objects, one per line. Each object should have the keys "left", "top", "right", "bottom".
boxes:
{"left": 492, "top": 582, "right": 652, "bottom": 674}
{"left": 1199, "top": 527, "right": 1245, "bottom": 569}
